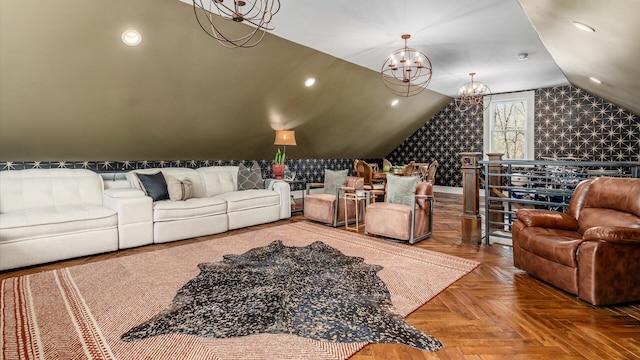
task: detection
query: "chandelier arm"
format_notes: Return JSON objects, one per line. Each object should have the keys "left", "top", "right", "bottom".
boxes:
{"left": 192, "top": 0, "right": 279, "bottom": 49}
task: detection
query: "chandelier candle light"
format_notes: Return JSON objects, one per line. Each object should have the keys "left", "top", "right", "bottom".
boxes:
{"left": 381, "top": 34, "right": 433, "bottom": 97}
{"left": 192, "top": 0, "right": 280, "bottom": 48}
{"left": 455, "top": 72, "right": 492, "bottom": 114}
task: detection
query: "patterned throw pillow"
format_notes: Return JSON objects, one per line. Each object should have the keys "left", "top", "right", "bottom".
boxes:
{"left": 165, "top": 175, "right": 194, "bottom": 201}
{"left": 238, "top": 162, "right": 264, "bottom": 190}
{"left": 386, "top": 174, "right": 419, "bottom": 206}
{"left": 136, "top": 172, "right": 169, "bottom": 202}
{"left": 323, "top": 169, "right": 348, "bottom": 195}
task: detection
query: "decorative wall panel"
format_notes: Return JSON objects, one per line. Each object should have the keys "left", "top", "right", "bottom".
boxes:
{"left": 387, "top": 85, "right": 639, "bottom": 187}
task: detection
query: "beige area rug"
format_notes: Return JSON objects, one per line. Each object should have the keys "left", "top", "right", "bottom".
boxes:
{"left": 1, "top": 222, "right": 479, "bottom": 360}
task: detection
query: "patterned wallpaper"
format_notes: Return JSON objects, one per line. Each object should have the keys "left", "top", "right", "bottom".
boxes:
{"left": 387, "top": 85, "right": 639, "bottom": 187}
{"left": 2, "top": 86, "right": 638, "bottom": 190}
{"left": 0, "top": 159, "right": 355, "bottom": 191}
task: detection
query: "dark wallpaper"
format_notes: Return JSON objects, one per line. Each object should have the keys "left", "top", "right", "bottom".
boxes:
{"left": 387, "top": 85, "right": 639, "bottom": 187}
{"left": 2, "top": 86, "right": 638, "bottom": 189}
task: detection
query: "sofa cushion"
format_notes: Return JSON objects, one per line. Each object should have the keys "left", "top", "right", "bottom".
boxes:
{"left": 0, "top": 205, "right": 117, "bottom": 242}
{"left": 238, "top": 162, "right": 264, "bottom": 190}
{"left": 197, "top": 166, "right": 238, "bottom": 196}
{"left": 0, "top": 169, "right": 105, "bottom": 213}
{"left": 515, "top": 227, "right": 583, "bottom": 267}
{"left": 152, "top": 197, "right": 227, "bottom": 222}
{"left": 136, "top": 172, "right": 170, "bottom": 201}
{"left": 215, "top": 189, "right": 279, "bottom": 212}
{"left": 577, "top": 208, "right": 640, "bottom": 234}
{"left": 365, "top": 202, "right": 412, "bottom": 240}
{"left": 165, "top": 175, "right": 194, "bottom": 201}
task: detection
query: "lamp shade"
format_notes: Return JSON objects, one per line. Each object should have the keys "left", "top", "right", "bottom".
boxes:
{"left": 274, "top": 130, "right": 297, "bottom": 146}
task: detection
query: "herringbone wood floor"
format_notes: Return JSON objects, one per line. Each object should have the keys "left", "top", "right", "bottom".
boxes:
{"left": 2, "top": 193, "right": 639, "bottom": 359}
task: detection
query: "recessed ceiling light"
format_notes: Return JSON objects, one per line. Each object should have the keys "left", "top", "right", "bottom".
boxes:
{"left": 589, "top": 76, "right": 602, "bottom": 84}
{"left": 571, "top": 21, "right": 595, "bottom": 33}
{"left": 304, "top": 78, "right": 316, "bottom": 87}
{"left": 121, "top": 30, "right": 142, "bottom": 46}
{"left": 391, "top": 99, "right": 399, "bottom": 106}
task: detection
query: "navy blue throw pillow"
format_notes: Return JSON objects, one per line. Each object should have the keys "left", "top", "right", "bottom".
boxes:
{"left": 136, "top": 172, "right": 169, "bottom": 201}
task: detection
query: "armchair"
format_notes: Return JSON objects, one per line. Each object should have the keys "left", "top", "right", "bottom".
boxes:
{"left": 304, "top": 175, "right": 364, "bottom": 227}
{"left": 512, "top": 176, "right": 640, "bottom": 305}
{"left": 365, "top": 180, "right": 434, "bottom": 244}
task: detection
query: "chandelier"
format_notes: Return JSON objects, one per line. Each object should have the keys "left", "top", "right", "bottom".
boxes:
{"left": 455, "top": 72, "right": 491, "bottom": 113}
{"left": 192, "top": 0, "right": 281, "bottom": 49}
{"left": 381, "top": 34, "right": 433, "bottom": 97}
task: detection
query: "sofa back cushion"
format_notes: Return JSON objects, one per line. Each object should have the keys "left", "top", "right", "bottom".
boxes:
{"left": 126, "top": 168, "right": 205, "bottom": 198}
{"left": 0, "top": 169, "right": 104, "bottom": 213}
{"left": 196, "top": 166, "right": 238, "bottom": 196}
{"left": 576, "top": 177, "right": 640, "bottom": 233}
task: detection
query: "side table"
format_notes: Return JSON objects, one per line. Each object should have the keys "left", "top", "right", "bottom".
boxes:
{"left": 281, "top": 179, "right": 306, "bottom": 215}
{"left": 343, "top": 190, "right": 373, "bottom": 232}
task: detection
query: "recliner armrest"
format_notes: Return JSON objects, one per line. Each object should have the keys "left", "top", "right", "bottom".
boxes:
{"left": 516, "top": 209, "right": 578, "bottom": 230}
{"left": 583, "top": 226, "right": 640, "bottom": 245}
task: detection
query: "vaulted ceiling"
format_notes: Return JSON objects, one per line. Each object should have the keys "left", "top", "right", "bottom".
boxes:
{"left": 1, "top": 0, "right": 637, "bottom": 162}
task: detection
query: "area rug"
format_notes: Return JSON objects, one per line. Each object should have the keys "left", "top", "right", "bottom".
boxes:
{"left": 1, "top": 222, "right": 479, "bottom": 360}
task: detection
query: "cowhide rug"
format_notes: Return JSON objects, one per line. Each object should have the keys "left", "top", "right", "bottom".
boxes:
{"left": 121, "top": 240, "right": 442, "bottom": 351}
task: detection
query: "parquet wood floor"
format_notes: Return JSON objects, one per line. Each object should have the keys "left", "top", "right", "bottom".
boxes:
{"left": 2, "top": 193, "right": 638, "bottom": 359}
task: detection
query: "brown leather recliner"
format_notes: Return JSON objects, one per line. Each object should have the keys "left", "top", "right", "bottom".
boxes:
{"left": 512, "top": 176, "right": 640, "bottom": 305}
{"left": 364, "top": 181, "right": 434, "bottom": 244}
{"left": 304, "top": 176, "right": 364, "bottom": 227}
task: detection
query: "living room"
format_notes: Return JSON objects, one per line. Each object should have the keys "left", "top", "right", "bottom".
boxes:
{"left": 1, "top": 1, "right": 639, "bottom": 359}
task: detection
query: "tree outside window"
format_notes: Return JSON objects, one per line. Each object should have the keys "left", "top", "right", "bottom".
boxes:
{"left": 491, "top": 100, "right": 526, "bottom": 159}
{"left": 484, "top": 91, "right": 534, "bottom": 160}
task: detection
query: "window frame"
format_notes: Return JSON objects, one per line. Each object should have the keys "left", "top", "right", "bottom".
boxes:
{"left": 483, "top": 90, "right": 535, "bottom": 160}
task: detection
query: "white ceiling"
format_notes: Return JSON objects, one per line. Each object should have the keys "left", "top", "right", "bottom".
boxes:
{"left": 183, "top": 0, "right": 569, "bottom": 96}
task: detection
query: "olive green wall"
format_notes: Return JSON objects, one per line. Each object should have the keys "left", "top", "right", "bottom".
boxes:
{"left": 0, "top": 0, "right": 451, "bottom": 161}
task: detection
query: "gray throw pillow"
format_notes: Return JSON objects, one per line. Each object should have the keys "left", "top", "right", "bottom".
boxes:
{"left": 238, "top": 162, "right": 264, "bottom": 190}
{"left": 323, "top": 169, "right": 348, "bottom": 195}
{"left": 386, "top": 174, "right": 419, "bottom": 206}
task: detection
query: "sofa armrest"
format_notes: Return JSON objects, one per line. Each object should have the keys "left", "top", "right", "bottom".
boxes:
{"left": 583, "top": 226, "right": 640, "bottom": 245}
{"left": 104, "top": 188, "right": 146, "bottom": 198}
{"left": 104, "top": 188, "right": 153, "bottom": 249}
{"left": 515, "top": 209, "right": 578, "bottom": 230}
{"left": 266, "top": 179, "right": 291, "bottom": 219}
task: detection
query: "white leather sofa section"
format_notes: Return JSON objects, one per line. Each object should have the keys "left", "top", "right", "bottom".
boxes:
{"left": 103, "top": 188, "right": 153, "bottom": 249}
{"left": 126, "top": 166, "right": 290, "bottom": 244}
{"left": 0, "top": 169, "right": 119, "bottom": 271}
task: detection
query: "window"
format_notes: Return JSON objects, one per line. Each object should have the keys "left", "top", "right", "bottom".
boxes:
{"left": 483, "top": 91, "right": 534, "bottom": 159}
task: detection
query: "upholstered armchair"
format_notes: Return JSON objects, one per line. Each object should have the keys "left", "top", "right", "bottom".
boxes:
{"left": 512, "top": 176, "right": 640, "bottom": 305}
{"left": 304, "top": 172, "right": 365, "bottom": 227}
{"left": 365, "top": 176, "right": 434, "bottom": 244}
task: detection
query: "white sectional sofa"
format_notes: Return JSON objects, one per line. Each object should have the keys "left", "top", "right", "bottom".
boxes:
{"left": 0, "top": 166, "right": 291, "bottom": 271}
{"left": 119, "top": 166, "right": 291, "bottom": 244}
{"left": 0, "top": 169, "right": 120, "bottom": 271}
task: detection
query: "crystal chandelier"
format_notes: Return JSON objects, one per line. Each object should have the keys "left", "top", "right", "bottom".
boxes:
{"left": 381, "top": 34, "right": 433, "bottom": 97}
{"left": 192, "top": 0, "right": 280, "bottom": 49}
{"left": 455, "top": 72, "right": 491, "bottom": 113}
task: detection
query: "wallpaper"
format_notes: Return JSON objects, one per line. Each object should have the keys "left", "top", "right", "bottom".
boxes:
{"left": 387, "top": 85, "right": 639, "bottom": 187}
{"left": 2, "top": 85, "right": 638, "bottom": 189}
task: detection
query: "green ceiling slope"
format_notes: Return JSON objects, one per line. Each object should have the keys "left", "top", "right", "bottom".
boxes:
{"left": 0, "top": 0, "right": 450, "bottom": 161}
